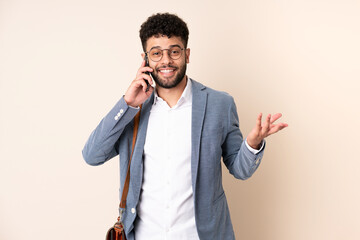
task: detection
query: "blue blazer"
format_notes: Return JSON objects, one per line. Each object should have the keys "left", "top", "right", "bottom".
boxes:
{"left": 82, "top": 79, "right": 264, "bottom": 240}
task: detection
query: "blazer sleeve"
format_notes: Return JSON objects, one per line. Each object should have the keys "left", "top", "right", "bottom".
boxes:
{"left": 82, "top": 97, "right": 139, "bottom": 166}
{"left": 221, "top": 97, "right": 265, "bottom": 180}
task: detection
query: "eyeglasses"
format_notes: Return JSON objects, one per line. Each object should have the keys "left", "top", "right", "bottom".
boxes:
{"left": 146, "top": 46, "right": 184, "bottom": 62}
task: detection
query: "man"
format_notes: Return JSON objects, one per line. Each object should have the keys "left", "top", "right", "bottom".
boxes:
{"left": 82, "top": 13, "right": 287, "bottom": 240}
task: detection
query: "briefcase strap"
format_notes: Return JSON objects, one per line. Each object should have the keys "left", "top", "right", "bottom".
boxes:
{"left": 119, "top": 105, "right": 141, "bottom": 209}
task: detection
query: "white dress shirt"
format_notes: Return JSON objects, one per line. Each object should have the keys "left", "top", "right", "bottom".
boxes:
{"left": 134, "top": 79, "right": 263, "bottom": 240}
{"left": 134, "top": 79, "right": 199, "bottom": 240}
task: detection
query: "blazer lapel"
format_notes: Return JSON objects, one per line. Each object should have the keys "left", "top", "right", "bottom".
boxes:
{"left": 130, "top": 93, "right": 154, "bottom": 203}
{"left": 190, "top": 79, "right": 207, "bottom": 193}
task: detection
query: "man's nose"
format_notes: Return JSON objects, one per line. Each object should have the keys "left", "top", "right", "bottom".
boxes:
{"left": 160, "top": 50, "right": 173, "bottom": 64}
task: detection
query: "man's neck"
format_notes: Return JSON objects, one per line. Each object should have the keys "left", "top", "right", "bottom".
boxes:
{"left": 156, "top": 76, "right": 188, "bottom": 108}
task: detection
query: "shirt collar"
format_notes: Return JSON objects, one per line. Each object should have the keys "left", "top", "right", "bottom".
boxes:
{"left": 153, "top": 77, "right": 192, "bottom": 108}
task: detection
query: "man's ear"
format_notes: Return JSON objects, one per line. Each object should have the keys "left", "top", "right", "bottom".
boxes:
{"left": 141, "top": 52, "right": 145, "bottom": 59}
{"left": 185, "top": 48, "right": 190, "bottom": 63}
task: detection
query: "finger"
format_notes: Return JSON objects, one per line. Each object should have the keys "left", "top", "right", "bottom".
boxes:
{"left": 137, "top": 66, "right": 153, "bottom": 77}
{"left": 261, "top": 114, "right": 271, "bottom": 135}
{"left": 137, "top": 59, "right": 153, "bottom": 73}
{"left": 256, "top": 113, "right": 262, "bottom": 131}
{"left": 139, "top": 73, "right": 153, "bottom": 85}
{"left": 132, "top": 78, "right": 144, "bottom": 89}
{"left": 268, "top": 123, "right": 288, "bottom": 135}
{"left": 138, "top": 75, "right": 154, "bottom": 92}
{"left": 143, "top": 67, "right": 154, "bottom": 73}
{"left": 270, "top": 113, "right": 282, "bottom": 124}
{"left": 134, "top": 78, "right": 149, "bottom": 92}
{"left": 146, "top": 85, "right": 155, "bottom": 95}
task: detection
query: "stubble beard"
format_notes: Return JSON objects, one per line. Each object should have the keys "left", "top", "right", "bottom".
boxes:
{"left": 151, "top": 63, "right": 187, "bottom": 89}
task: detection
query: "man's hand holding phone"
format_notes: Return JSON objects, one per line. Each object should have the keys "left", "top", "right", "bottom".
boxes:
{"left": 124, "top": 60, "right": 154, "bottom": 108}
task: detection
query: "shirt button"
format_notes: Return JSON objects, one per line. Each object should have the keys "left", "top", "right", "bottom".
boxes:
{"left": 114, "top": 116, "right": 119, "bottom": 120}
{"left": 131, "top": 208, "right": 136, "bottom": 214}
{"left": 120, "top": 109, "right": 124, "bottom": 114}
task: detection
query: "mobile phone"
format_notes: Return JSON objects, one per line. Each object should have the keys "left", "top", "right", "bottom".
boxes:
{"left": 144, "top": 54, "right": 151, "bottom": 92}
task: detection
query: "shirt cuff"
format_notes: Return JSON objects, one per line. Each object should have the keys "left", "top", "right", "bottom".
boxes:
{"left": 128, "top": 105, "right": 140, "bottom": 110}
{"left": 245, "top": 139, "right": 265, "bottom": 155}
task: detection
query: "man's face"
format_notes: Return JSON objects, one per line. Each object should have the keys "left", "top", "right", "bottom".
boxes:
{"left": 143, "top": 36, "right": 190, "bottom": 89}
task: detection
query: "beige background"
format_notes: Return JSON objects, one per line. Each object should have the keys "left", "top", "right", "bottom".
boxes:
{"left": 1, "top": 0, "right": 359, "bottom": 239}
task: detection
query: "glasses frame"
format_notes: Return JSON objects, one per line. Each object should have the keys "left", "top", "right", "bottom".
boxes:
{"left": 145, "top": 46, "right": 185, "bottom": 62}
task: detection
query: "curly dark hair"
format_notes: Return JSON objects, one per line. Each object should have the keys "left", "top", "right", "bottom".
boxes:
{"left": 139, "top": 13, "right": 189, "bottom": 52}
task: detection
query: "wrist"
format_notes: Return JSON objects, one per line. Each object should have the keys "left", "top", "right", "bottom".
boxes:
{"left": 124, "top": 95, "right": 137, "bottom": 108}
{"left": 247, "top": 138, "right": 261, "bottom": 150}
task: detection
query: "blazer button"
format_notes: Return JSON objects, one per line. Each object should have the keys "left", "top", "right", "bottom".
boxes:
{"left": 131, "top": 208, "right": 136, "bottom": 214}
{"left": 120, "top": 109, "right": 124, "bottom": 114}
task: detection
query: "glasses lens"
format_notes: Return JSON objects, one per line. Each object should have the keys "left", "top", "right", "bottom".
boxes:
{"left": 169, "top": 46, "right": 182, "bottom": 60}
{"left": 149, "top": 48, "right": 162, "bottom": 62}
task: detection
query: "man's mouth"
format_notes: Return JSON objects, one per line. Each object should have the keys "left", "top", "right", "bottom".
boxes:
{"left": 159, "top": 69, "right": 174, "bottom": 73}
{"left": 157, "top": 66, "right": 177, "bottom": 76}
